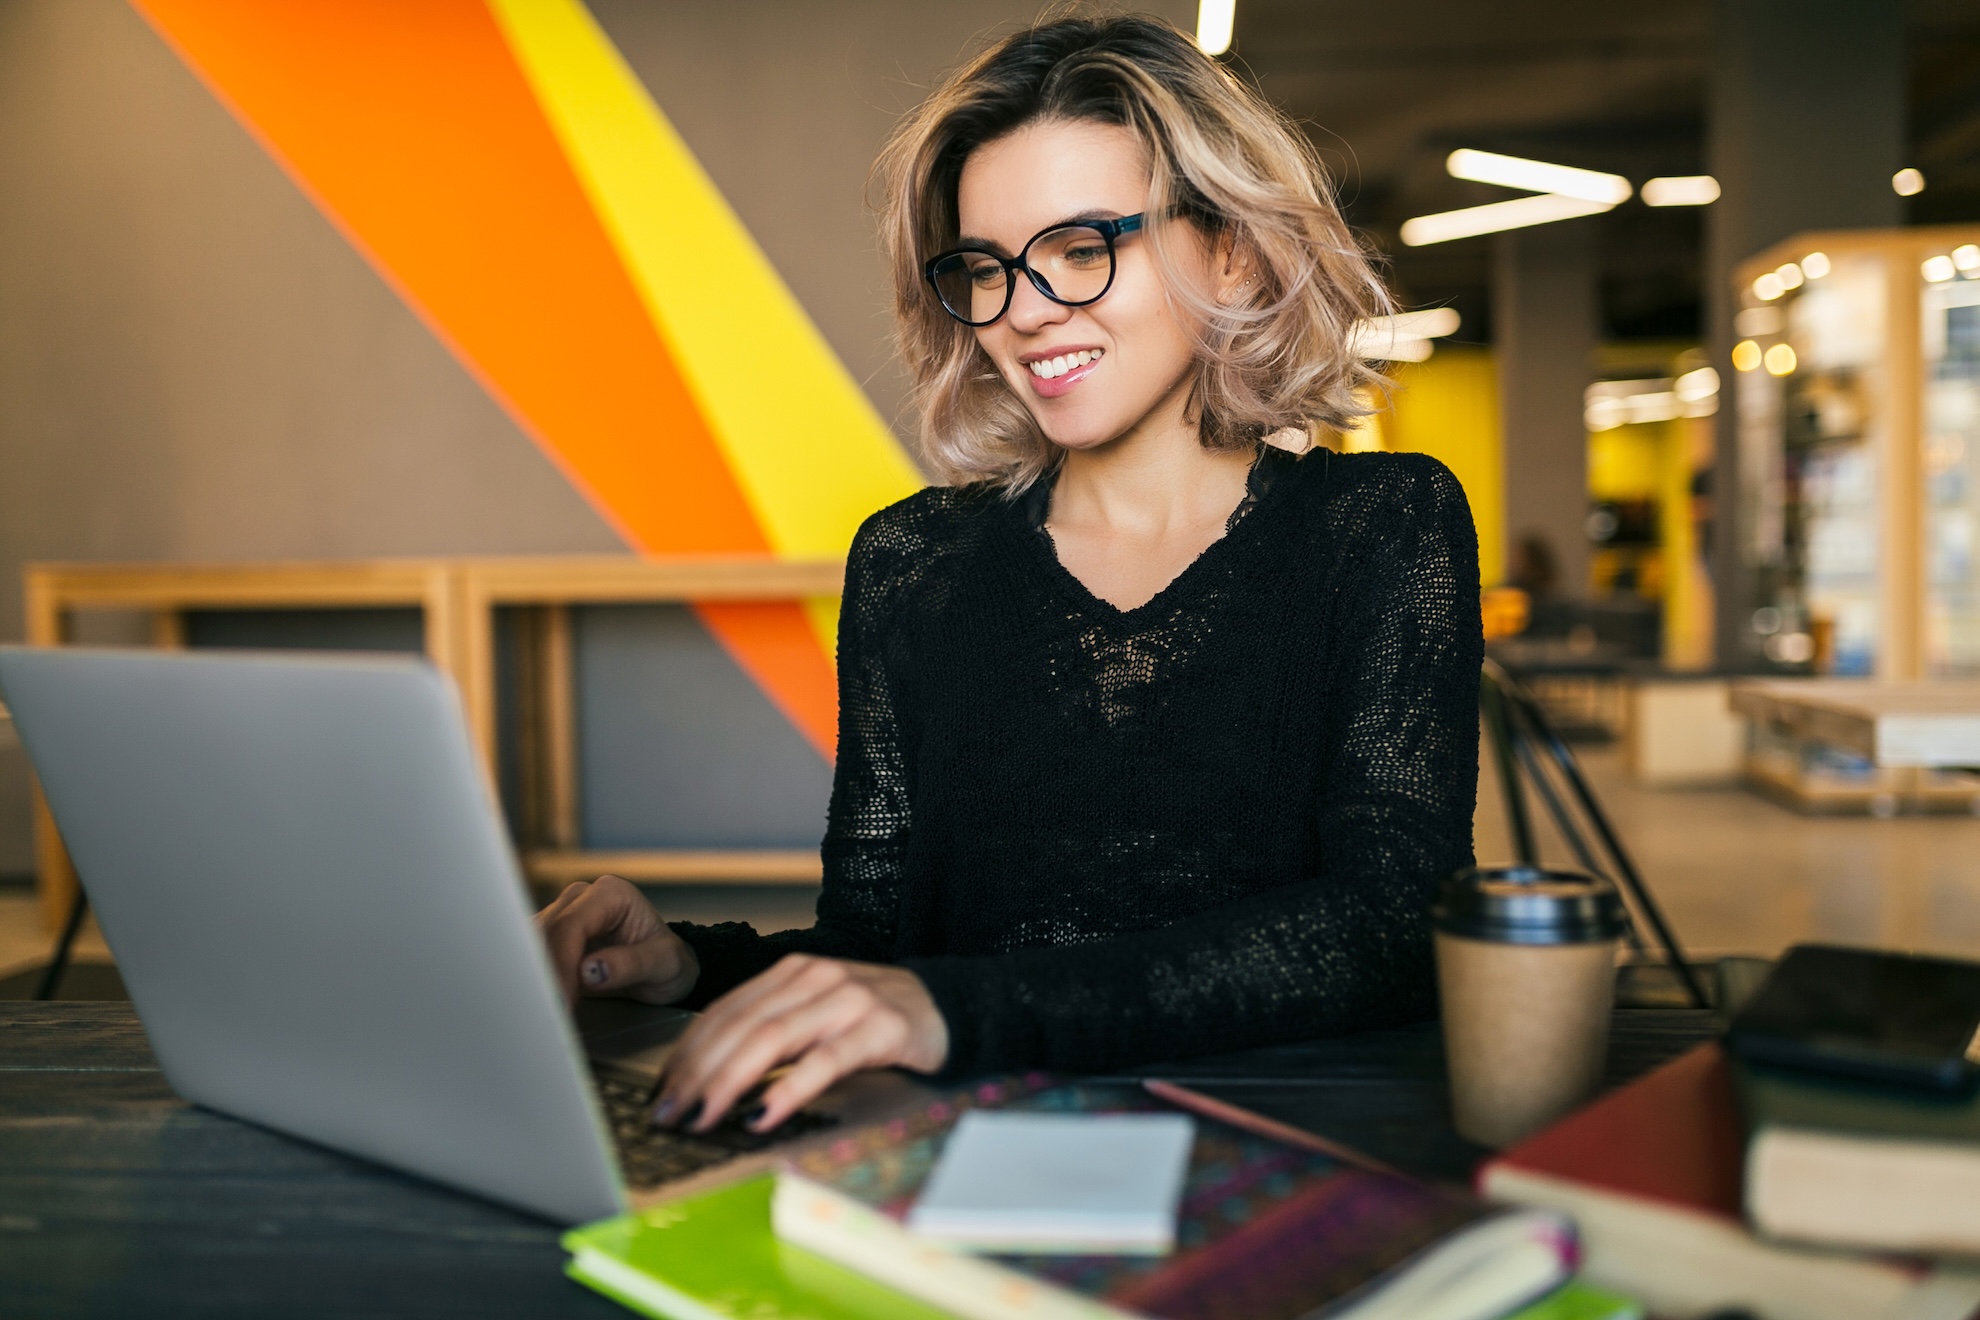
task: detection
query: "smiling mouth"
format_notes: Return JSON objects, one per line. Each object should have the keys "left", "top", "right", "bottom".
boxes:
{"left": 1026, "top": 348, "right": 1104, "bottom": 380}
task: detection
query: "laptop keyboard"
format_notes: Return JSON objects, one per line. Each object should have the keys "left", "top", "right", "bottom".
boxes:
{"left": 594, "top": 1068, "right": 839, "bottom": 1190}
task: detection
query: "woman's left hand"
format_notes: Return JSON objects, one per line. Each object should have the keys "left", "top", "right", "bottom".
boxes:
{"left": 652, "top": 954, "right": 949, "bottom": 1134}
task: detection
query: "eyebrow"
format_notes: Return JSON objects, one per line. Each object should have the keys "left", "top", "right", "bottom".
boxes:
{"left": 954, "top": 209, "right": 1130, "bottom": 254}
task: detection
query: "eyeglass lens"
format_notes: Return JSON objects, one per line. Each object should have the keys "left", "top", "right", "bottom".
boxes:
{"left": 930, "top": 224, "right": 1117, "bottom": 326}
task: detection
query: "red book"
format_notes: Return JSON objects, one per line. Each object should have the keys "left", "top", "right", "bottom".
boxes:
{"left": 1477, "top": 1044, "right": 1980, "bottom": 1320}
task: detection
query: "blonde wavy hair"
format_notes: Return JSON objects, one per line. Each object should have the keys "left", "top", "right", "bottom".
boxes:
{"left": 875, "top": 13, "right": 1393, "bottom": 491}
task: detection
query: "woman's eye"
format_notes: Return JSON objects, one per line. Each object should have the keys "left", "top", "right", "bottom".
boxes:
{"left": 1063, "top": 244, "right": 1108, "bottom": 267}
{"left": 968, "top": 264, "right": 1005, "bottom": 288}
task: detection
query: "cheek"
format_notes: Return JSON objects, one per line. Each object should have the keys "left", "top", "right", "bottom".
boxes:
{"left": 1105, "top": 285, "right": 1199, "bottom": 380}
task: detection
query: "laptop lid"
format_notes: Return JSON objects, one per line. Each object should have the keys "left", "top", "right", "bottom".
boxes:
{"left": 0, "top": 646, "right": 625, "bottom": 1224}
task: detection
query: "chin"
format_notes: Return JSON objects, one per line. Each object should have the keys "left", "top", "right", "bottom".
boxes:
{"left": 1031, "top": 405, "right": 1132, "bottom": 454}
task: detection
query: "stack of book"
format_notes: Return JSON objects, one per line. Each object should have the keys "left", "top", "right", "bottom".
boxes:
{"left": 561, "top": 945, "right": 1980, "bottom": 1320}
{"left": 1479, "top": 945, "right": 1980, "bottom": 1320}
{"left": 563, "top": 1077, "right": 1636, "bottom": 1320}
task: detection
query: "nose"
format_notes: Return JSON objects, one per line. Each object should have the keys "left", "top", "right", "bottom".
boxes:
{"left": 1004, "top": 269, "right": 1071, "bottom": 334}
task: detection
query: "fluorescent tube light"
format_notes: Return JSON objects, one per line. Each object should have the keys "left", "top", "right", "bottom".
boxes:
{"left": 1399, "top": 193, "right": 1612, "bottom": 246}
{"left": 1642, "top": 176, "right": 1720, "bottom": 207}
{"left": 1445, "top": 149, "right": 1632, "bottom": 205}
{"left": 1674, "top": 367, "right": 1721, "bottom": 403}
{"left": 1349, "top": 309, "right": 1459, "bottom": 361}
{"left": 1365, "top": 337, "right": 1433, "bottom": 363}
{"left": 1196, "top": 0, "right": 1234, "bottom": 55}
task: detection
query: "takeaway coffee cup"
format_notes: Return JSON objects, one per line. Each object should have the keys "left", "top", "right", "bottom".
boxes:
{"left": 1433, "top": 866, "right": 1628, "bottom": 1148}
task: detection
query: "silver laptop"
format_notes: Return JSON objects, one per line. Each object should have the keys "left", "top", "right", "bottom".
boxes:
{"left": 0, "top": 646, "right": 933, "bottom": 1223}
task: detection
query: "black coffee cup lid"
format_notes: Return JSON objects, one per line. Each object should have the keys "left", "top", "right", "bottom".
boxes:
{"left": 1433, "top": 866, "right": 1628, "bottom": 945}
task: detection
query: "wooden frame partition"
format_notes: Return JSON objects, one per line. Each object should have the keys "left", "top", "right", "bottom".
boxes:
{"left": 453, "top": 557, "right": 842, "bottom": 889}
{"left": 20, "top": 556, "right": 841, "bottom": 928}
{"left": 22, "top": 560, "right": 461, "bottom": 928}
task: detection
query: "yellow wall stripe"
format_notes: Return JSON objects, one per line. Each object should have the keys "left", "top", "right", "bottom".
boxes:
{"left": 485, "top": 0, "right": 922, "bottom": 603}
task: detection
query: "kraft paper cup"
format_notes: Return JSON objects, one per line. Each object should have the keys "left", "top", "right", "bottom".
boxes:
{"left": 1433, "top": 867, "right": 1628, "bottom": 1149}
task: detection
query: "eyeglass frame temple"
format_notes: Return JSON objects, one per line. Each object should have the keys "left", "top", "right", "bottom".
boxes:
{"left": 923, "top": 213, "right": 1145, "bottom": 327}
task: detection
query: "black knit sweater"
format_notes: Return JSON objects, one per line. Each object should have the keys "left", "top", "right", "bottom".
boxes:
{"left": 672, "top": 446, "right": 1482, "bottom": 1078}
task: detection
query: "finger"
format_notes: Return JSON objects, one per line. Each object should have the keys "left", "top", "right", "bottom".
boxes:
{"left": 655, "top": 958, "right": 849, "bottom": 1117}
{"left": 576, "top": 934, "right": 682, "bottom": 998}
{"left": 539, "top": 904, "right": 599, "bottom": 1003}
{"left": 682, "top": 983, "right": 877, "bottom": 1132}
{"left": 538, "top": 878, "right": 640, "bottom": 999}
{"left": 752, "top": 1014, "right": 901, "bottom": 1131}
{"left": 532, "top": 879, "right": 589, "bottom": 928}
{"left": 655, "top": 957, "right": 833, "bottom": 1094}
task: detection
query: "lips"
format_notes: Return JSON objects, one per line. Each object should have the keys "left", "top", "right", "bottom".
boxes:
{"left": 1023, "top": 347, "right": 1104, "bottom": 399}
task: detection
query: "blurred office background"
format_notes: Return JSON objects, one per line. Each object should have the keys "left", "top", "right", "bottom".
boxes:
{"left": 3, "top": 0, "right": 1980, "bottom": 988}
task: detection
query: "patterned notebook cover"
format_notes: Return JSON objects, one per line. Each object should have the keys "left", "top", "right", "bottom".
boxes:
{"left": 785, "top": 1077, "right": 1571, "bottom": 1320}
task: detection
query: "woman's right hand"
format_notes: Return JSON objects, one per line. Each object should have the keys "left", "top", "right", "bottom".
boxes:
{"left": 534, "top": 874, "right": 700, "bottom": 1006}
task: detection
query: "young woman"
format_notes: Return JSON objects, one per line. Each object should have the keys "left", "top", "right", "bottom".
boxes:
{"left": 537, "top": 14, "right": 1480, "bottom": 1137}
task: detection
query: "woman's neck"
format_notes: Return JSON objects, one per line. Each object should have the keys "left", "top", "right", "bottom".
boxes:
{"left": 1048, "top": 388, "right": 1254, "bottom": 540}
{"left": 1039, "top": 382, "right": 1260, "bottom": 612}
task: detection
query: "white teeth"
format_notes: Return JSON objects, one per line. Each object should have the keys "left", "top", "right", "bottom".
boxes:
{"left": 1027, "top": 348, "right": 1103, "bottom": 380}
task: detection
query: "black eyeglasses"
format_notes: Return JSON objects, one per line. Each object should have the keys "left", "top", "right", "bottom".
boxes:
{"left": 924, "top": 214, "right": 1145, "bottom": 327}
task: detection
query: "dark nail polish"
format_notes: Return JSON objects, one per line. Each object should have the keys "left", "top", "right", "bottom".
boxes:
{"left": 651, "top": 1097, "right": 676, "bottom": 1125}
{"left": 679, "top": 1100, "right": 703, "bottom": 1129}
{"left": 583, "top": 959, "right": 607, "bottom": 986}
{"left": 741, "top": 1103, "right": 767, "bottom": 1128}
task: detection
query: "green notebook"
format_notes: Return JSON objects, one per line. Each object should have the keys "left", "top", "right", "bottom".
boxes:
{"left": 1501, "top": 1281, "right": 1642, "bottom": 1320}
{"left": 562, "top": 1176, "right": 957, "bottom": 1320}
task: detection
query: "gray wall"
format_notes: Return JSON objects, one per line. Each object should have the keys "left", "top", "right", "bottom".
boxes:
{"left": 0, "top": 0, "right": 1190, "bottom": 875}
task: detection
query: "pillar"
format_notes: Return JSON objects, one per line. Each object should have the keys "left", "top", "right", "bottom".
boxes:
{"left": 1495, "top": 219, "right": 1599, "bottom": 601}
{"left": 1706, "top": 0, "right": 1904, "bottom": 668}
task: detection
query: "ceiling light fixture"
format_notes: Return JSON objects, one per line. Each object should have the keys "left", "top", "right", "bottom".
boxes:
{"left": 1732, "top": 340, "right": 1763, "bottom": 372}
{"left": 1350, "top": 308, "right": 1461, "bottom": 361}
{"left": 1642, "top": 176, "right": 1720, "bottom": 206}
{"left": 1445, "top": 149, "right": 1633, "bottom": 205}
{"left": 1775, "top": 262, "right": 1804, "bottom": 291}
{"left": 1923, "top": 254, "right": 1956, "bottom": 283}
{"left": 1801, "top": 251, "right": 1831, "bottom": 279}
{"left": 1763, "top": 343, "right": 1797, "bottom": 376}
{"left": 1399, "top": 193, "right": 1613, "bottom": 247}
{"left": 1893, "top": 168, "right": 1926, "bottom": 197}
{"left": 1751, "top": 272, "right": 1786, "bottom": 302}
{"left": 1953, "top": 245, "right": 1980, "bottom": 273}
{"left": 1195, "top": 0, "right": 1235, "bottom": 55}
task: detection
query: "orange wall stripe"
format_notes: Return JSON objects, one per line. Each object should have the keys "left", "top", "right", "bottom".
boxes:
{"left": 696, "top": 602, "right": 842, "bottom": 761}
{"left": 128, "top": 0, "right": 839, "bottom": 757}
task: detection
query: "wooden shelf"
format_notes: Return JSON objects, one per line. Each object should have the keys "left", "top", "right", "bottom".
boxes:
{"left": 21, "top": 555, "right": 844, "bottom": 926}
{"left": 522, "top": 849, "right": 823, "bottom": 885}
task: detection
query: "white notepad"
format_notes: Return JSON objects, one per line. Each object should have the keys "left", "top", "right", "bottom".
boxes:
{"left": 905, "top": 1111, "right": 1195, "bottom": 1254}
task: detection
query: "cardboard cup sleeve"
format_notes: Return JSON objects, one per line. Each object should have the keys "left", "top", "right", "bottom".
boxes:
{"left": 1432, "top": 867, "right": 1628, "bottom": 1148}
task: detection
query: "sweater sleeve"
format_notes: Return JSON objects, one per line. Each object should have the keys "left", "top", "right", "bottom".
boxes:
{"left": 905, "top": 456, "right": 1482, "bottom": 1077}
{"left": 668, "top": 515, "right": 913, "bottom": 1007}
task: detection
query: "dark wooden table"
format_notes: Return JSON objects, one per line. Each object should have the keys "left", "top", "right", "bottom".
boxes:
{"left": 0, "top": 1003, "right": 1715, "bottom": 1318}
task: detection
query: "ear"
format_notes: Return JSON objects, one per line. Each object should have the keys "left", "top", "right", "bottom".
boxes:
{"left": 1213, "top": 230, "right": 1257, "bottom": 305}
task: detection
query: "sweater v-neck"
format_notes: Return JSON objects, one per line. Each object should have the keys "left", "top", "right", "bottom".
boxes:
{"left": 1012, "top": 444, "right": 1311, "bottom": 622}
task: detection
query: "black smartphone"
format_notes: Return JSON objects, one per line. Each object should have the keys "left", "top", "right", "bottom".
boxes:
{"left": 1726, "top": 944, "right": 1980, "bottom": 1094}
